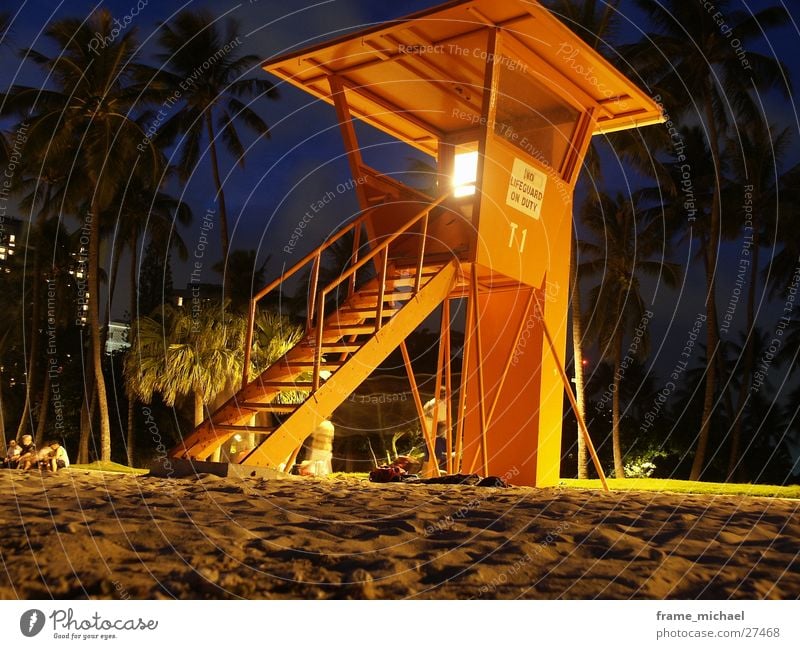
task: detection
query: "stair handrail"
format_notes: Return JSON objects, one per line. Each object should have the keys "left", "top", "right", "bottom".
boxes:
{"left": 242, "top": 204, "right": 378, "bottom": 388}
{"left": 242, "top": 192, "right": 449, "bottom": 388}
{"left": 311, "top": 193, "right": 450, "bottom": 391}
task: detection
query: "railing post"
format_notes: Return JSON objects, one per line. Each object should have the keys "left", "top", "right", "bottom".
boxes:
{"left": 349, "top": 224, "right": 361, "bottom": 299}
{"left": 414, "top": 209, "right": 430, "bottom": 293}
{"left": 242, "top": 298, "right": 256, "bottom": 389}
{"left": 313, "top": 294, "right": 326, "bottom": 392}
{"left": 375, "top": 249, "right": 388, "bottom": 332}
{"left": 307, "top": 252, "right": 321, "bottom": 332}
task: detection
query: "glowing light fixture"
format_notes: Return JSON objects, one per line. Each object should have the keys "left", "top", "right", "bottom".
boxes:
{"left": 452, "top": 150, "right": 478, "bottom": 197}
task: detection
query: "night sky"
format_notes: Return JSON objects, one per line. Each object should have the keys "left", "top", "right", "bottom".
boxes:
{"left": 2, "top": 0, "right": 798, "bottom": 396}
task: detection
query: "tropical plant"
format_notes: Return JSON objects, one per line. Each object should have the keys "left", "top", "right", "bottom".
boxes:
{"left": 151, "top": 10, "right": 278, "bottom": 298}
{"left": 212, "top": 249, "right": 269, "bottom": 314}
{"left": 625, "top": 0, "right": 792, "bottom": 480}
{"left": 724, "top": 122, "right": 791, "bottom": 480}
{"left": 580, "top": 190, "right": 679, "bottom": 478}
{"left": 106, "top": 179, "right": 192, "bottom": 465}
{"left": 2, "top": 11, "right": 163, "bottom": 461}
{"left": 126, "top": 303, "right": 245, "bottom": 429}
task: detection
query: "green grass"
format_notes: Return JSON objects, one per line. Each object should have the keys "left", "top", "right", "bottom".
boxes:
{"left": 68, "top": 461, "right": 148, "bottom": 475}
{"left": 561, "top": 477, "right": 800, "bottom": 499}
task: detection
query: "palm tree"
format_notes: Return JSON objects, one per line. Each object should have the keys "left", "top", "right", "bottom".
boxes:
{"left": 105, "top": 180, "right": 192, "bottom": 466}
{"left": 2, "top": 11, "right": 163, "bottom": 461}
{"left": 151, "top": 10, "right": 278, "bottom": 298}
{"left": 626, "top": 0, "right": 792, "bottom": 480}
{"left": 250, "top": 309, "right": 303, "bottom": 377}
{"left": 724, "top": 122, "right": 791, "bottom": 480}
{"left": 212, "top": 249, "right": 269, "bottom": 314}
{"left": 546, "top": 0, "right": 674, "bottom": 478}
{"left": 580, "top": 190, "right": 679, "bottom": 477}
{"left": 126, "top": 303, "right": 244, "bottom": 431}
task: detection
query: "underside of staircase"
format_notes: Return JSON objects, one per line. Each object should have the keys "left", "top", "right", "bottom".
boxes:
{"left": 172, "top": 257, "right": 458, "bottom": 470}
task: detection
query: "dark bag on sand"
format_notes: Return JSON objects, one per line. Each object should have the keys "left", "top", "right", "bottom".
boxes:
{"left": 369, "top": 466, "right": 406, "bottom": 483}
{"left": 409, "top": 474, "right": 509, "bottom": 487}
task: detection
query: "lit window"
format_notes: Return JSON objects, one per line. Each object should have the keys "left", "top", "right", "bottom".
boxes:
{"left": 452, "top": 150, "right": 478, "bottom": 198}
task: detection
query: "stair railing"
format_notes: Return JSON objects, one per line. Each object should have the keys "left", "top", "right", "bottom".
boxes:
{"left": 311, "top": 193, "right": 449, "bottom": 391}
{"left": 242, "top": 193, "right": 449, "bottom": 389}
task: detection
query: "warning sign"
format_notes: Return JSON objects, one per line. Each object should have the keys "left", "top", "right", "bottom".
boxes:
{"left": 506, "top": 158, "right": 547, "bottom": 219}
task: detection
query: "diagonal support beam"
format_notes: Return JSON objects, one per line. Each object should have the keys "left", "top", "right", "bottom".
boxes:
{"left": 241, "top": 261, "right": 457, "bottom": 469}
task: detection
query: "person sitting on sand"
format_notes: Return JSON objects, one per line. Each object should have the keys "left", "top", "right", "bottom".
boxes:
{"left": 422, "top": 390, "right": 448, "bottom": 469}
{"left": 16, "top": 435, "right": 37, "bottom": 470}
{"left": 3, "top": 440, "right": 21, "bottom": 468}
{"left": 40, "top": 441, "right": 69, "bottom": 472}
{"left": 36, "top": 445, "right": 54, "bottom": 469}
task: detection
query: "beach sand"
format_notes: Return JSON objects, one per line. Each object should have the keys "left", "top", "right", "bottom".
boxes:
{"left": 0, "top": 469, "right": 797, "bottom": 599}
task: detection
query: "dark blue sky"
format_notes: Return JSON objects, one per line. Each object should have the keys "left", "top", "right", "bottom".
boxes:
{"left": 2, "top": 0, "right": 798, "bottom": 396}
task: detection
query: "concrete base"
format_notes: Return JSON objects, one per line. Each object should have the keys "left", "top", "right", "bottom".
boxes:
{"left": 148, "top": 458, "right": 293, "bottom": 481}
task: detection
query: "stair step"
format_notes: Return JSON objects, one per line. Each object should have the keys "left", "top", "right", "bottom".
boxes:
{"left": 213, "top": 425, "right": 277, "bottom": 433}
{"left": 337, "top": 306, "right": 400, "bottom": 318}
{"left": 236, "top": 403, "right": 298, "bottom": 413}
{"left": 258, "top": 381, "right": 314, "bottom": 389}
{"left": 325, "top": 325, "right": 377, "bottom": 335}
{"left": 354, "top": 290, "right": 414, "bottom": 301}
{"left": 280, "top": 360, "right": 344, "bottom": 368}
{"left": 320, "top": 342, "right": 362, "bottom": 352}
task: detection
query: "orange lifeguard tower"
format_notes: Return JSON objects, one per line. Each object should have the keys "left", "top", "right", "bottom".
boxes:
{"left": 170, "top": 0, "right": 663, "bottom": 486}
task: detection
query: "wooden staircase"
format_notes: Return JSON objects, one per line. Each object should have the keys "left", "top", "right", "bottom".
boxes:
{"left": 171, "top": 197, "right": 459, "bottom": 470}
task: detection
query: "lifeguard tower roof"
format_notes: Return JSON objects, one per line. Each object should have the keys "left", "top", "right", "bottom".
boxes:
{"left": 263, "top": 0, "right": 663, "bottom": 156}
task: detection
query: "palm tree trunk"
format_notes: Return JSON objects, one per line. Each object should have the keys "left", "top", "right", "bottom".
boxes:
{"left": 570, "top": 239, "right": 589, "bottom": 478}
{"left": 690, "top": 87, "right": 723, "bottom": 481}
{"left": 728, "top": 224, "right": 760, "bottom": 481}
{"left": 34, "top": 370, "right": 51, "bottom": 446}
{"left": 126, "top": 399, "right": 136, "bottom": 467}
{"left": 612, "top": 332, "right": 625, "bottom": 479}
{"left": 78, "top": 386, "right": 96, "bottom": 464}
{"left": 194, "top": 390, "right": 204, "bottom": 427}
{"left": 205, "top": 116, "right": 231, "bottom": 299}
{"left": 16, "top": 183, "right": 52, "bottom": 440}
{"left": 16, "top": 243, "right": 43, "bottom": 440}
{"left": 88, "top": 204, "right": 112, "bottom": 461}
{"left": 0, "top": 370, "right": 7, "bottom": 455}
{"left": 126, "top": 236, "right": 138, "bottom": 467}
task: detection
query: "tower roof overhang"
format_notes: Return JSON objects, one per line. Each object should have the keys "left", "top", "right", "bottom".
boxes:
{"left": 263, "top": 0, "right": 664, "bottom": 157}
